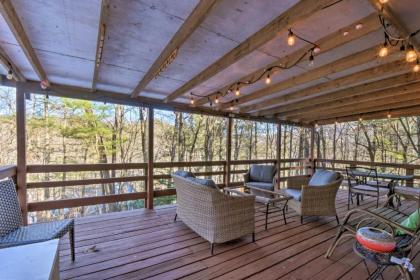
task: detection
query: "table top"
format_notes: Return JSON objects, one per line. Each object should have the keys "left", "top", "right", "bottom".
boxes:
{"left": 225, "top": 186, "right": 292, "bottom": 204}
{"left": 350, "top": 170, "right": 414, "bottom": 181}
{"left": 0, "top": 239, "right": 59, "bottom": 280}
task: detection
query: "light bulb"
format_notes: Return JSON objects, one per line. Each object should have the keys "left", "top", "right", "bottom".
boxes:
{"left": 359, "top": 117, "right": 363, "bottom": 122}
{"left": 235, "top": 88, "right": 240, "bottom": 96}
{"left": 40, "top": 80, "right": 50, "bottom": 90}
{"left": 190, "top": 98, "right": 194, "bottom": 105}
{"left": 215, "top": 97, "right": 219, "bottom": 104}
{"left": 387, "top": 113, "right": 391, "bottom": 119}
{"left": 406, "top": 49, "right": 417, "bottom": 62}
{"left": 308, "top": 54, "right": 314, "bottom": 67}
{"left": 6, "top": 69, "right": 13, "bottom": 80}
{"left": 229, "top": 105, "right": 234, "bottom": 111}
{"left": 355, "top": 23, "right": 363, "bottom": 30}
{"left": 343, "top": 31, "right": 349, "bottom": 36}
{"left": 413, "top": 63, "right": 420, "bottom": 73}
{"left": 313, "top": 47, "right": 321, "bottom": 54}
{"left": 265, "top": 74, "right": 271, "bottom": 85}
{"left": 379, "top": 0, "right": 388, "bottom": 4}
{"left": 378, "top": 45, "right": 388, "bottom": 57}
{"left": 287, "top": 30, "right": 295, "bottom": 46}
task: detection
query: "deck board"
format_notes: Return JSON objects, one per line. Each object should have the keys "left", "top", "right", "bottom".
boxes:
{"left": 58, "top": 190, "right": 419, "bottom": 279}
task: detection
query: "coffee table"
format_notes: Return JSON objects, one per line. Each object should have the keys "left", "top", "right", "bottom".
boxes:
{"left": 225, "top": 186, "right": 292, "bottom": 230}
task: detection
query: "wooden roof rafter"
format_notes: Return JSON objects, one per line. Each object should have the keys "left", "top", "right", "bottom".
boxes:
{"left": 259, "top": 72, "right": 420, "bottom": 117}
{"left": 91, "top": 0, "right": 109, "bottom": 91}
{"left": 281, "top": 81, "right": 420, "bottom": 120}
{"left": 0, "top": 0, "right": 47, "bottom": 82}
{"left": 130, "top": 0, "right": 219, "bottom": 98}
{"left": 248, "top": 58, "right": 409, "bottom": 114}
{"left": 164, "top": 0, "right": 338, "bottom": 103}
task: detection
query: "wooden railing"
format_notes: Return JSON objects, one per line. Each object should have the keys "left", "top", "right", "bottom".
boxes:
{"left": 4, "top": 158, "right": 418, "bottom": 215}
{"left": 17, "top": 159, "right": 310, "bottom": 213}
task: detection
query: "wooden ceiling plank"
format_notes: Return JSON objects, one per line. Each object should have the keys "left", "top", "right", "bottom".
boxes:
{"left": 91, "top": 0, "right": 108, "bottom": 91}
{"left": 0, "top": 44, "right": 25, "bottom": 81}
{"left": 283, "top": 81, "right": 420, "bottom": 119}
{"left": 247, "top": 59, "right": 409, "bottom": 114}
{"left": 257, "top": 72, "right": 420, "bottom": 117}
{"left": 297, "top": 91, "right": 420, "bottom": 122}
{"left": 131, "top": 0, "right": 219, "bottom": 98}
{"left": 0, "top": 0, "right": 47, "bottom": 81}
{"left": 209, "top": 14, "right": 380, "bottom": 109}
{"left": 368, "top": 0, "right": 420, "bottom": 50}
{"left": 164, "top": 0, "right": 337, "bottom": 103}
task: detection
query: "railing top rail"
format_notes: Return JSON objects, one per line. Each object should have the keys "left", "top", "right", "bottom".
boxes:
{"left": 316, "top": 159, "right": 420, "bottom": 170}
{"left": 27, "top": 163, "right": 148, "bottom": 173}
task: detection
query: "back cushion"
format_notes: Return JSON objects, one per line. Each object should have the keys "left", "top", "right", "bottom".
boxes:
{"left": 173, "top": 170, "right": 196, "bottom": 178}
{"left": 0, "top": 179, "right": 22, "bottom": 237}
{"left": 309, "top": 169, "right": 340, "bottom": 187}
{"left": 190, "top": 178, "right": 218, "bottom": 189}
{"left": 249, "top": 165, "right": 276, "bottom": 183}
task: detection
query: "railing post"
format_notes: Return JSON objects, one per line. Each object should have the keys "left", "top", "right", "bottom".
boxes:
{"left": 276, "top": 123, "right": 281, "bottom": 190}
{"left": 226, "top": 117, "right": 232, "bottom": 188}
{"left": 16, "top": 83, "right": 28, "bottom": 224}
{"left": 406, "top": 168, "right": 414, "bottom": 187}
{"left": 146, "top": 108, "right": 154, "bottom": 209}
{"left": 309, "top": 125, "right": 315, "bottom": 175}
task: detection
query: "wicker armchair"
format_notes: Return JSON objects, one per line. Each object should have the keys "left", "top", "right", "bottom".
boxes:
{"left": 172, "top": 175, "right": 255, "bottom": 254}
{"left": 285, "top": 170, "right": 343, "bottom": 224}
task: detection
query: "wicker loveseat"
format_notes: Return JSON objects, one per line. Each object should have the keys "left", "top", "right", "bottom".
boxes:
{"left": 285, "top": 169, "right": 343, "bottom": 224}
{"left": 172, "top": 174, "right": 255, "bottom": 254}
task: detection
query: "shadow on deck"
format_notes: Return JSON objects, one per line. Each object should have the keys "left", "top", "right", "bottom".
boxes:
{"left": 57, "top": 189, "right": 420, "bottom": 279}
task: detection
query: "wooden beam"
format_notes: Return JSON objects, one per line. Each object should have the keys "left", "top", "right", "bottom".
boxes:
{"left": 147, "top": 108, "right": 154, "bottom": 209}
{"left": 257, "top": 72, "right": 419, "bottom": 117}
{"left": 211, "top": 14, "right": 381, "bottom": 109}
{"left": 245, "top": 59, "right": 408, "bottom": 113}
{"left": 368, "top": 0, "right": 420, "bottom": 50}
{"left": 301, "top": 91, "right": 420, "bottom": 122}
{"left": 0, "top": 0, "right": 47, "bottom": 81}
{"left": 0, "top": 44, "right": 25, "bottom": 81}
{"left": 164, "top": 0, "right": 336, "bottom": 103}
{"left": 318, "top": 104, "right": 420, "bottom": 125}
{"left": 16, "top": 83, "right": 27, "bottom": 224}
{"left": 131, "top": 0, "right": 218, "bottom": 97}
{"left": 283, "top": 81, "right": 420, "bottom": 119}
{"left": 2, "top": 77, "right": 304, "bottom": 126}
{"left": 91, "top": 0, "right": 108, "bottom": 91}
{"left": 226, "top": 117, "right": 233, "bottom": 188}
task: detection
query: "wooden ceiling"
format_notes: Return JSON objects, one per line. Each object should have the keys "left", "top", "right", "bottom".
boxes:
{"left": 0, "top": 0, "right": 419, "bottom": 125}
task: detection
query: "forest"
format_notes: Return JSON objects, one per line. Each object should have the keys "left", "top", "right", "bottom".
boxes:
{"left": 0, "top": 85, "right": 419, "bottom": 221}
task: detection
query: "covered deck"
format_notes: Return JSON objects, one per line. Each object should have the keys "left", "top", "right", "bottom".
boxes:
{"left": 0, "top": 0, "right": 420, "bottom": 279}
{"left": 58, "top": 190, "right": 419, "bottom": 280}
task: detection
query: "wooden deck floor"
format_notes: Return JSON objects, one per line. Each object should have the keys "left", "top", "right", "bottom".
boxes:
{"left": 58, "top": 190, "right": 420, "bottom": 280}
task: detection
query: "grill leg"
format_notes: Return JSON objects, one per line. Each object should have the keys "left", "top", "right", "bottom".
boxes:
{"left": 335, "top": 215, "right": 340, "bottom": 225}
{"left": 70, "top": 227, "right": 75, "bottom": 262}
{"left": 300, "top": 216, "right": 303, "bottom": 224}
{"left": 283, "top": 208, "right": 287, "bottom": 225}
{"left": 210, "top": 243, "right": 214, "bottom": 255}
{"left": 252, "top": 232, "right": 255, "bottom": 242}
{"left": 174, "top": 213, "right": 177, "bottom": 222}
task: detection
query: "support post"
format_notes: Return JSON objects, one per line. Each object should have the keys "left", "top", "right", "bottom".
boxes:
{"left": 309, "top": 125, "right": 316, "bottom": 175}
{"left": 406, "top": 168, "right": 414, "bottom": 188}
{"left": 276, "top": 123, "right": 281, "bottom": 190}
{"left": 16, "top": 83, "right": 27, "bottom": 224}
{"left": 226, "top": 117, "right": 232, "bottom": 188}
{"left": 146, "top": 108, "right": 154, "bottom": 209}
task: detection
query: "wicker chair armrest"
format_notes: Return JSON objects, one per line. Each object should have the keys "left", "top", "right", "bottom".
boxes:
{"left": 286, "top": 175, "right": 310, "bottom": 190}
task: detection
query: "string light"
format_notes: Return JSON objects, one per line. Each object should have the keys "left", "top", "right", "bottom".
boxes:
{"left": 406, "top": 45, "right": 417, "bottom": 62}
{"left": 379, "top": 0, "right": 388, "bottom": 4}
{"left": 387, "top": 111, "right": 391, "bottom": 119}
{"left": 355, "top": 23, "right": 363, "bottom": 30}
{"left": 6, "top": 69, "right": 13, "bottom": 80}
{"left": 379, "top": 43, "right": 389, "bottom": 57}
{"left": 229, "top": 104, "right": 234, "bottom": 111}
{"left": 287, "top": 29, "right": 295, "bottom": 46}
{"left": 413, "top": 60, "right": 420, "bottom": 72}
{"left": 308, "top": 53, "right": 315, "bottom": 67}
{"left": 215, "top": 96, "right": 219, "bottom": 104}
{"left": 265, "top": 73, "right": 271, "bottom": 85}
{"left": 359, "top": 117, "right": 363, "bottom": 122}
{"left": 235, "top": 86, "right": 240, "bottom": 96}
{"left": 190, "top": 96, "right": 195, "bottom": 105}
{"left": 343, "top": 31, "right": 349, "bottom": 36}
